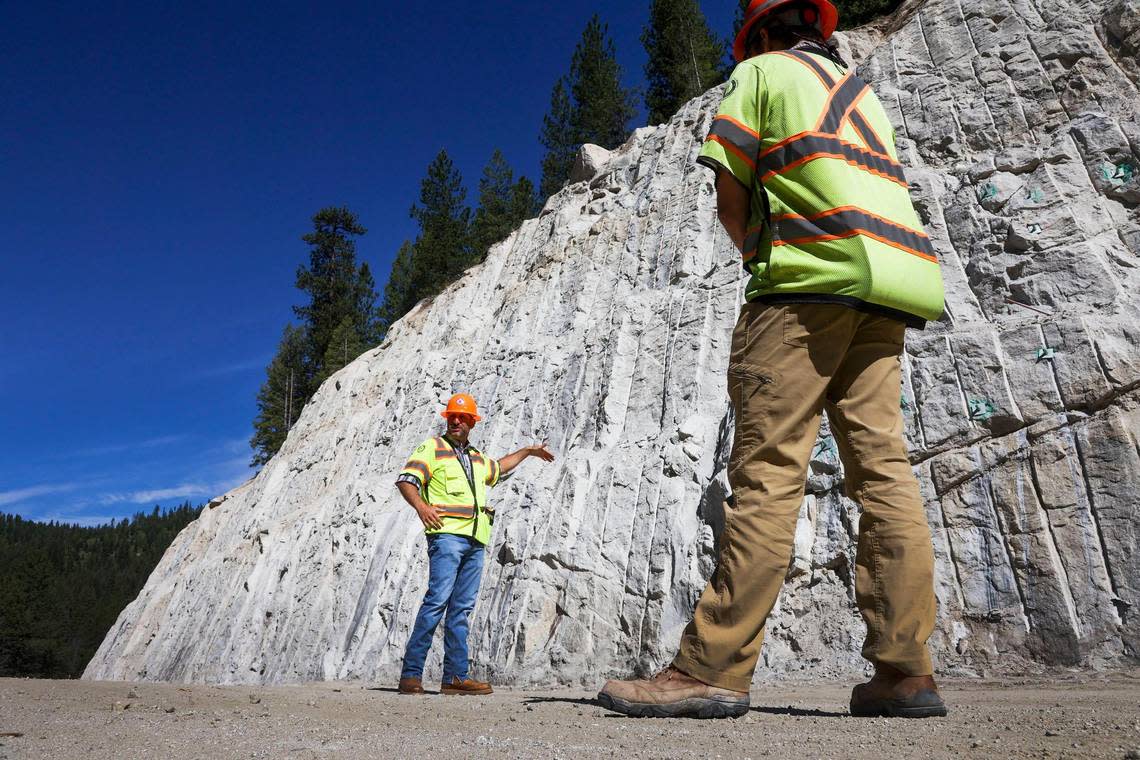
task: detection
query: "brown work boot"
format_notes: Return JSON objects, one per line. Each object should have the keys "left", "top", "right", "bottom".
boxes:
{"left": 440, "top": 676, "right": 493, "bottom": 695}
{"left": 850, "top": 664, "right": 948, "bottom": 718}
{"left": 397, "top": 677, "right": 425, "bottom": 695}
{"left": 597, "top": 666, "right": 750, "bottom": 718}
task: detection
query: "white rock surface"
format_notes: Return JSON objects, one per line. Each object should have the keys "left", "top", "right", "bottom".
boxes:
{"left": 86, "top": 0, "right": 1140, "bottom": 685}
{"left": 568, "top": 143, "right": 613, "bottom": 184}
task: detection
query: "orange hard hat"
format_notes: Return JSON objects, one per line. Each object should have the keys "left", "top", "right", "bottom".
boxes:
{"left": 441, "top": 393, "right": 481, "bottom": 422}
{"left": 733, "top": 0, "right": 839, "bottom": 62}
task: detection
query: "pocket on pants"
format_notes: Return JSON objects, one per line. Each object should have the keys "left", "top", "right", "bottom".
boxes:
{"left": 727, "top": 363, "right": 774, "bottom": 462}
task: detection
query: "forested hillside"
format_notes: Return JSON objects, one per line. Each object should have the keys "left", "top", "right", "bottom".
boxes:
{"left": 0, "top": 504, "right": 201, "bottom": 678}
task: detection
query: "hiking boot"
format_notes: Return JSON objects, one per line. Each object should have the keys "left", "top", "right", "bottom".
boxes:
{"left": 441, "top": 676, "right": 493, "bottom": 695}
{"left": 397, "top": 677, "right": 425, "bottom": 695}
{"left": 850, "top": 665, "right": 948, "bottom": 718}
{"left": 597, "top": 666, "right": 750, "bottom": 718}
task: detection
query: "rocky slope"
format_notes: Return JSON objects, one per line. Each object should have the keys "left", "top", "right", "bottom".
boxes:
{"left": 85, "top": 0, "right": 1140, "bottom": 685}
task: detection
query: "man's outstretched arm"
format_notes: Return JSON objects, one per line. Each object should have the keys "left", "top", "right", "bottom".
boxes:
{"left": 497, "top": 443, "right": 555, "bottom": 476}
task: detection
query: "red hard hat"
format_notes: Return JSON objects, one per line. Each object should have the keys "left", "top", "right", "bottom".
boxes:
{"left": 441, "top": 393, "right": 481, "bottom": 422}
{"left": 733, "top": 0, "right": 839, "bottom": 62}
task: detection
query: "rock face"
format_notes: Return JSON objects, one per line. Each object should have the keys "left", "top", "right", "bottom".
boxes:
{"left": 85, "top": 0, "right": 1139, "bottom": 685}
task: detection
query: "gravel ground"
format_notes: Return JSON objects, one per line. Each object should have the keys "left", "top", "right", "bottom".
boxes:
{"left": 2, "top": 672, "right": 1139, "bottom": 759}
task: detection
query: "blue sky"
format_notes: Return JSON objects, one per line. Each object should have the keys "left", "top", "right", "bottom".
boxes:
{"left": 1, "top": 1, "right": 735, "bottom": 525}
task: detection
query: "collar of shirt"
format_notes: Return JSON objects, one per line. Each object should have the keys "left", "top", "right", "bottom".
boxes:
{"left": 442, "top": 435, "right": 471, "bottom": 452}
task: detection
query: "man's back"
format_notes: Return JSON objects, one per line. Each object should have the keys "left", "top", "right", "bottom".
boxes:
{"left": 701, "top": 47, "right": 944, "bottom": 326}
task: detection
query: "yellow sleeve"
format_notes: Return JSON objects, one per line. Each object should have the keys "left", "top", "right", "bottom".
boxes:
{"left": 697, "top": 61, "right": 765, "bottom": 190}
{"left": 399, "top": 439, "right": 435, "bottom": 486}
{"left": 485, "top": 458, "right": 501, "bottom": 487}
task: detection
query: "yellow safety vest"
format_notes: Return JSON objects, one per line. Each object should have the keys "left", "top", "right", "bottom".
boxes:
{"left": 698, "top": 47, "right": 945, "bottom": 327}
{"left": 400, "top": 436, "right": 502, "bottom": 546}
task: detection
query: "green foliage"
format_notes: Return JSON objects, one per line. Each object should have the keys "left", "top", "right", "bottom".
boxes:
{"left": 409, "top": 150, "right": 473, "bottom": 291}
{"left": 376, "top": 150, "right": 493, "bottom": 336}
{"left": 569, "top": 16, "right": 637, "bottom": 151}
{"left": 0, "top": 504, "right": 202, "bottom": 679}
{"left": 539, "top": 78, "right": 577, "bottom": 202}
{"left": 834, "top": 0, "right": 903, "bottom": 29}
{"left": 540, "top": 15, "right": 636, "bottom": 201}
{"left": 250, "top": 324, "right": 307, "bottom": 465}
{"left": 294, "top": 207, "right": 377, "bottom": 367}
{"left": 642, "top": 0, "right": 725, "bottom": 124}
{"left": 376, "top": 240, "right": 417, "bottom": 337}
{"left": 471, "top": 150, "right": 538, "bottom": 262}
{"left": 251, "top": 207, "right": 380, "bottom": 465}
{"left": 510, "top": 175, "right": 539, "bottom": 222}
{"left": 317, "top": 316, "right": 368, "bottom": 384}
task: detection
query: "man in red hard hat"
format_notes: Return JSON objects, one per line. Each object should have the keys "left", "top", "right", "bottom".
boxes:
{"left": 599, "top": 0, "right": 947, "bottom": 719}
{"left": 395, "top": 393, "right": 554, "bottom": 695}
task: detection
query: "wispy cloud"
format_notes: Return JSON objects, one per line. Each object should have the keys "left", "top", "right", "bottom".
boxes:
{"left": 98, "top": 483, "right": 211, "bottom": 506}
{"left": 219, "top": 437, "right": 252, "bottom": 456}
{"left": 195, "top": 357, "right": 268, "bottom": 379}
{"left": 72, "top": 434, "right": 186, "bottom": 458}
{"left": 0, "top": 482, "right": 80, "bottom": 507}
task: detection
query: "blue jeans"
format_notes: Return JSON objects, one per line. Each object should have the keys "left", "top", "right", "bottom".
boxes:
{"left": 400, "top": 533, "right": 485, "bottom": 682}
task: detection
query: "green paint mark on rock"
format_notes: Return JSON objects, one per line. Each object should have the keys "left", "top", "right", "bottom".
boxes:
{"left": 968, "top": 398, "right": 996, "bottom": 421}
{"left": 1101, "top": 162, "right": 1136, "bottom": 186}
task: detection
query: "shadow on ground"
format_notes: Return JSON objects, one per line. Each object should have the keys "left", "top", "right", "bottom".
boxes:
{"left": 522, "top": 696, "right": 599, "bottom": 708}
{"left": 751, "top": 705, "right": 847, "bottom": 718}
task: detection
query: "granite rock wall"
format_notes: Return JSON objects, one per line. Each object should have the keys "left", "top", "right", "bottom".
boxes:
{"left": 85, "top": 0, "right": 1139, "bottom": 685}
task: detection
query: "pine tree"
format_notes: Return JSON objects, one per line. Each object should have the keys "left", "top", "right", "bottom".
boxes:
{"left": 471, "top": 150, "right": 535, "bottom": 261}
{"left": 249, "top": 207, "right": 379, "bottom": 464}
{"left": 642, "top": 0, "right": 725, "bottom": 124}
{"left": 250, "top": 324, "right": 307, "bottom": 465}
{"left": 471, "top": 149, "right": 514, "bottom": 260}
{"left": 568, "top": 15, "right": 636, "bottom": 151}
{"left": 293, "top": 207, "right": 377, "bottom": 371}
{"left": 318, "top": 316, "right": 369, "bottom": 382}
{"left": 376, "top": 240, "right": 417, "bottom": 338}
{"left": 539, "top": 78, "right": 576, "bottom": 201}
{"left": 409, "top": 150, "right": 472, "bottom": 291}
{"left": 510, "top": 176, "right": 538, "bottom": 222}
{"left": 836, "top": 0, "right": 903, "bottom": 28}
{"left": 538, "top": 15, "right": 636, "bottom": 201}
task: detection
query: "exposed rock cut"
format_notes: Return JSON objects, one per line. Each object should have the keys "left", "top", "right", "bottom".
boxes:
{"left": 86, "top": 0, "right": 1139, "bottom": 685}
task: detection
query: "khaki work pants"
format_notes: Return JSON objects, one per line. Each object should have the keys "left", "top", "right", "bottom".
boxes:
{"left": 673, "top": 302, "right": 937, "bottom": 692}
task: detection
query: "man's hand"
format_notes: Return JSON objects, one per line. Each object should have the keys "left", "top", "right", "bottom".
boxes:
{"left": 498, "top": 442, "right": 556, "bottom": 475}
{"left": 397, "top": 480, "right": 443, "bottom": 529}
{"left": 528, "top": 442, "right": 556, "bottom": 462}
{"left": 414, "top": 502, "right": 444, "bottom": 530}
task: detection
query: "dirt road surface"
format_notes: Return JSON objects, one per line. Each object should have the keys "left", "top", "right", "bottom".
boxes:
{"left": 2, "top": 672, "right": 1139, "bottom": 759}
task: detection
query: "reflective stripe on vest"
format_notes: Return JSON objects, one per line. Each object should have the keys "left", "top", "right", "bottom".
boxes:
{"left": 749, "top": 50, "right": 935, "bottom": 265}
{"left": 708, "top": 115, "right": 762, "bottom": 170}
{"left": 772, "top": 50, "right": 891, "bottom": 159}
{"left": 436, "top": 505, "right": 475, "bottom": 519}
{"left": 772, "top": 206, "right": 937, "bottom": 262}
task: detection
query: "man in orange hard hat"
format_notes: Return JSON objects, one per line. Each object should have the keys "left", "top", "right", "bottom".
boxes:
{"left": 395, "top": 392, "right": 554, "bottom": 695}
{"left": 598, "top": 0, "right": 948, "bottom": 719}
